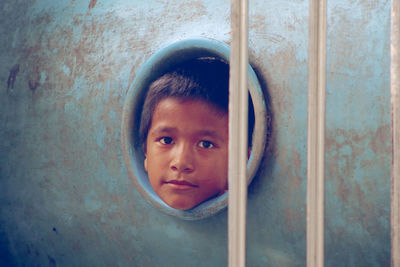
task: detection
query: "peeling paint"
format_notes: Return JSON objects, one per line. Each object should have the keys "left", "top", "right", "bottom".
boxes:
{"left": 7, "top": 64, "right": 19, "bottom": 90}
{"left": 88, "top": 0, "right": 98, "bottom": 9}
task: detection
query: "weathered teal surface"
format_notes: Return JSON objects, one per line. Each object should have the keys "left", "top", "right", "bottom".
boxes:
{"left": 0, "top": 0, "right": 391, "bottom": 266}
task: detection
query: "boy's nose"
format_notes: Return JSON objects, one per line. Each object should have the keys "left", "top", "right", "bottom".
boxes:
{"left": 170, "top": 143, "right": 194, "bottom": 173}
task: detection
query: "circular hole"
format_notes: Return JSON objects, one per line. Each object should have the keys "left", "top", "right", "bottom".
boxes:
{"left": 121, "top": 38, "right": 268, "bottom": 220}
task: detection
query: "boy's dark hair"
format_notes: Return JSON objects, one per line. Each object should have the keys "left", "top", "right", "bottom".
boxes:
{"left": 139, "top": 57, "right": 254, "bottom": 151}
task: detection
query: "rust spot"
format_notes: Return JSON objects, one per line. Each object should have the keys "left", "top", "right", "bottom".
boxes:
{"left": 28, "top": 65, "right": 41, "bottom": 94}
{"left": 7, "top": 64, "right": 20, "bottom": 89}
{"left": 88, "top": 0, "right": 98, "bottom": 9}
{"left": 369, "top": 124, "right": 391, "bottom": 155}
{"left": 40, "top": 161, "right": 56, "bottom": 169}
{"left": 325, "top": 126, "right": 389, "bottom": 235}
{"left": 284, "top": 208, "right": 303, "bottom": 232}
{"left": 28, "top": 79, "right": 40, "bottom": 92}
{"left": 336, "top": 174, "right": 350, "bottom": 202}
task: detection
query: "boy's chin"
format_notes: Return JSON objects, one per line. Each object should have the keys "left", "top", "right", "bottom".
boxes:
{"left": 162, "top": 191, "right": 227, "bottom": 210}
{"left": 167, "top": 201, "right": 197, "bottom": 211}
{"left": 163, "top": 198, "right": 199, "bottom": 211}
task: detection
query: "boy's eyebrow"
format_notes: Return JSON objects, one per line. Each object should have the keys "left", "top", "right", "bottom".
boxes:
{"left": 149, "top": 127, "right": 226, "bottom": 142}
{"left": 195, "top": 130, "right": 226, "bottom": 142}
{"left": 148, "top": 126, "right": 176, "bottom": 136}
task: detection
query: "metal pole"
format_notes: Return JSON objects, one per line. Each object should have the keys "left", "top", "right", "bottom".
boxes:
{"left": 228, "top": 0, "right": 248, "bottom": 266}
{"left": 307, "top": 0, "right": 326, "bottom": 266}
{"left": 391, "top": 0, "right": 400, "bottom": 266}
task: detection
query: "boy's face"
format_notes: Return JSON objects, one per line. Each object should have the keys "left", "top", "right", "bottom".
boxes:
{"left": 144, "top": 98, "right": 228, "bottom": 210}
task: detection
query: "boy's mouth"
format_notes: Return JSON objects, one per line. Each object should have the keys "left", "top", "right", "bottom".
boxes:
{"left": 164, "top": 179, "right": 198, "bottom": 188}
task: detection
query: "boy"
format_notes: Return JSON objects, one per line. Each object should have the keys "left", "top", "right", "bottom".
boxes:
{"left": 139, "top": 58, "right": 230, "bottom": 210}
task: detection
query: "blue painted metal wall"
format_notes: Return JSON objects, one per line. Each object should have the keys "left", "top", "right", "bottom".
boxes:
{"left": 0, "top": 0, "right": 391, "bottom": 266}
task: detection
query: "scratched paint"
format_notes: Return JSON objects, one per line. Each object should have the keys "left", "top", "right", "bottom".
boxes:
{"left": 0, "top": 0, "right": 391, "bottom": 266}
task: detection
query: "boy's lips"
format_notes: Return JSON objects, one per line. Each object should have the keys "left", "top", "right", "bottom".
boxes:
{"left": 164, "top": 179, "right": 198, "bottom": 189}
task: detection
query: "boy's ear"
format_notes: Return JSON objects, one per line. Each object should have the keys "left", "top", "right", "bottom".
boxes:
{"left": 144, "top": 157, "right": 148, "bottom": 172}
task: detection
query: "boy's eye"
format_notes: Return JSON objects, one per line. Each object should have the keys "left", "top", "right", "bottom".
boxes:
{"left": 159, "top": 137, "right": 174, "bottom": 145}
{"left": 198, "top": 140, "right": 215, "bottom": 149}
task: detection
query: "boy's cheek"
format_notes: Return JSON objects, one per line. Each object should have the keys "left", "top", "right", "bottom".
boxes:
{"left": 144, "top": 158, "right": 148, "bottom": 172}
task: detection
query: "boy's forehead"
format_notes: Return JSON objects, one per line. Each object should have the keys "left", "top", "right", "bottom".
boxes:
{"left": 149, "top": 98, "right": 228, "bottom": 133}
{"left": 157, "top": 97, "right": 227, "bottom": 116}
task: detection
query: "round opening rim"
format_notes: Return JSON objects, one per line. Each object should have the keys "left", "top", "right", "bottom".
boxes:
{"left": 121, "top": 38, "right": 268, "bottom": 220}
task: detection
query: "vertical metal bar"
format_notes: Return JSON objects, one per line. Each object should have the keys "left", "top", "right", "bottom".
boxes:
{"left": 228, "top": 0, "right": 248, "bottom": 266}
{"left": 307, "top": 0, "right": 326, "bottom": 267}
{"left": 391, "top": 1, "right": 400, "bottom": 266}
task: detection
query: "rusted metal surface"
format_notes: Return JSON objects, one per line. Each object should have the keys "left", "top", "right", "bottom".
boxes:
{"left": 0, "top": 0, "right": 392, "bottom": 266}
{"left": 324, "top": 1, "right": 391, "bottom": 266}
